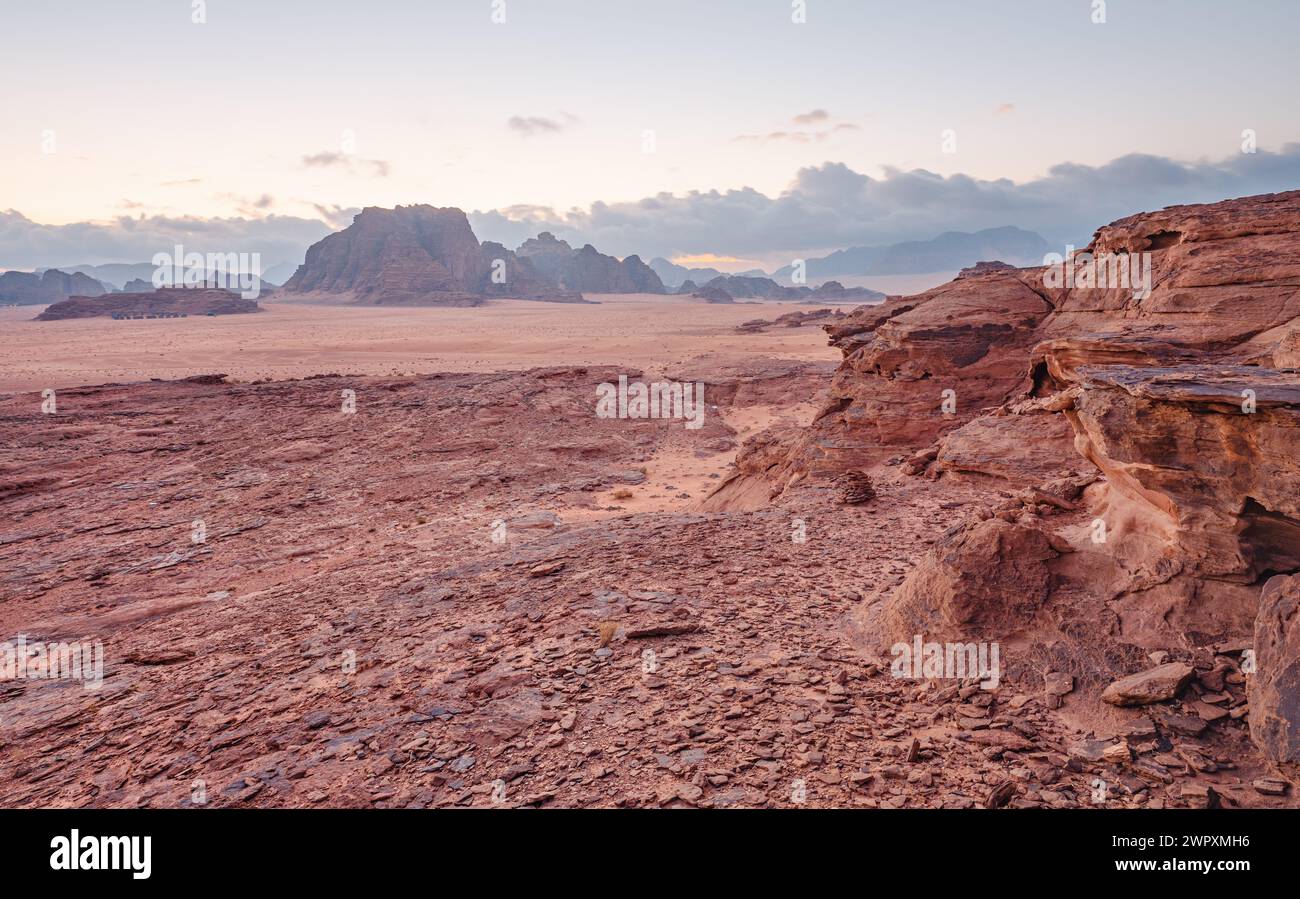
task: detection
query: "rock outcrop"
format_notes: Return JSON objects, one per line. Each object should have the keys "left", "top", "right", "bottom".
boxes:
{"left": 516, "top": 232, "right": 665, "bottom": 293}
{"left": 710, "top": 191, "right": 1300, "bottom": 774}
{"left": 278, "top": 206, "right": 585, "bottom": 306}
{"left": 35, "top": 288, "right": 261, "bottom": 320}
{"left": 0, "top": 269, "right": 108, "bottom": 305}
{"left": 1251, "top": 574, "right": 1300, "bottom": 781}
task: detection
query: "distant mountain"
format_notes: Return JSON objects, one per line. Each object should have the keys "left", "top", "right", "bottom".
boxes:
{"left": 691, "top": 275, "right": 885, "bottom": 303}
{"left": 517, "top": 232, "right": 665, "bottom": 293}
{"left": 258, "top": 261, "right": 298, "bottom": 286}
{"left": 0, "top": 269, "right": 109, "bottom": 305}
{"left": 44, "top": 261, "right": 295, "bottom": 290}
{"left": 40, "top": 263, "right": 158, "bottom": 290}
{"left": 648, "top": 258, "right": 727, "bottom": 289}
{"left": 770, "top": 226, "right": 1049, "bottom": 283}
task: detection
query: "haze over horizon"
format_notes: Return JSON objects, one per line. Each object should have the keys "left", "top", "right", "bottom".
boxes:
{"left": 3, "top": 0, "right": 1299, "bottom": 270}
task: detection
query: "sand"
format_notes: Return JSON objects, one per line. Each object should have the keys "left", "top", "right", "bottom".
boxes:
{"left": 0, "top": 293, "right": 844, "bottom": 394}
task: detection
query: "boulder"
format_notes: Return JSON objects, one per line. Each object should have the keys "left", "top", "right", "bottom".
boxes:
{"left": 1250, "top": 574, "right": 1300, "bottom": 780}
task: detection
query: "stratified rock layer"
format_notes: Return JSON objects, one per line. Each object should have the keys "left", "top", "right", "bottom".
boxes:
{"left": 712, "top": 191, "right": 1300, "bottom": 770}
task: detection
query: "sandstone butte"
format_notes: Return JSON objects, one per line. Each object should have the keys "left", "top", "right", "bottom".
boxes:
{"left": 276, "top": 205, "right": 593, "bottom": 306}
{"left": 1, "top": 190, "right": 1298, "bottom": 809}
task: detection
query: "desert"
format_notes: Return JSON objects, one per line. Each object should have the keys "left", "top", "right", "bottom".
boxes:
{"left": 4, "top": 2, "right": 1300, "bottom": 879}
{"left": 3, "top": 189, "right": 1299, "bottom": 814}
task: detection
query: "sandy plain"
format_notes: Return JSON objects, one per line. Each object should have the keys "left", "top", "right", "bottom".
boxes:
{"left": 0, "top": 293, "right": 845, "bottom": 394}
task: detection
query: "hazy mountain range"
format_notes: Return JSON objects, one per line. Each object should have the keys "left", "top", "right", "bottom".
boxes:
{"left": 648, "top": 226, "right": 1047, "bottom": 288}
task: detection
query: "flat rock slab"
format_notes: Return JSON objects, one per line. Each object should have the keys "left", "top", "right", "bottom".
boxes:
{"left": 1102, "top": 662, "right": 1195, "bottom": 707}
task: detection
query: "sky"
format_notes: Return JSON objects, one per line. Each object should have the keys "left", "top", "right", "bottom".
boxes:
{"left": 2, "top": 0, "right": 1299, "bottom": 270}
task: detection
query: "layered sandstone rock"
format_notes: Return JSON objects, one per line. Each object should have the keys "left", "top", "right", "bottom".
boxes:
{"left": 717, "top": 193, "right": 1300, "bottom": 773}
{"left": 879, "top": 518, "right": 1060, "bottom": 645}
{"left": 35, "top": 288, "right": 260, "bottom": 320}
{"left": 279, "top": 206, "right": 583, "bottom": 305}
{"left": 786, "top": 264, "right": 1054, "bottom": 476}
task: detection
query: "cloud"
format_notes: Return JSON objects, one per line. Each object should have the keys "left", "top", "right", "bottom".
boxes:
{"left": 734, "top": 110, "right": 858, "bottom": 145}
{"left": 507, "top": 112, "right": 579, "bottom": 137}
{"left": 0, "top": 210, "right": 335, "bottom": 269}
{"left": 310, "top": 204, "right": 362, "bottom": 229}
{"left": 6, "top": 146, "right": 1299, "bottom": 272}
{"left": 792, "top": 109, "right": 831, "bottom": 125}
{"left": 469, "top": 144, "right": 1300, "bottom": 262}
{"left": 301, "top": 151, "right": 390, "bottom": 177}
{"left": 994, "top": 103, "right": 1016, "bottom": 115}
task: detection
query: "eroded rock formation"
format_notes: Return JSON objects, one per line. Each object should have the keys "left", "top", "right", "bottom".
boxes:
{"left": 711, "top": 191, "right": 1300, "bottom": 778}
{"left": 278, "top": 206, "right": 584, "bottom": 305}
{"left": 516, "top": 232, "right": 665, "bottom": 294}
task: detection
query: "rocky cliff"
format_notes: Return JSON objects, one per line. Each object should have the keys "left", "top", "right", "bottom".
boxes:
{"left": 278, "top": 206, "right": 585, "bottom": 305}
{"left": 707, "top": 191, "right": 1300, "bottom": 781}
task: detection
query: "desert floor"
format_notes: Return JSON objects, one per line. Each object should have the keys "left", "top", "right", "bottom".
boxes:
{"left": 0, "top": 294, "right": 842, "bottom": 394}
{"left": 0, "top": 289, "right": 1278, "bottom": 809}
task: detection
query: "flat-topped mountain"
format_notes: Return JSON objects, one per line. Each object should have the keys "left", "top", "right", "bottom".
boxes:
{"left": 35, "top": 287, "right": 260, "bottom": 320}
{"left": 278, "top": 205, "right": 585, "bottom": 306}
